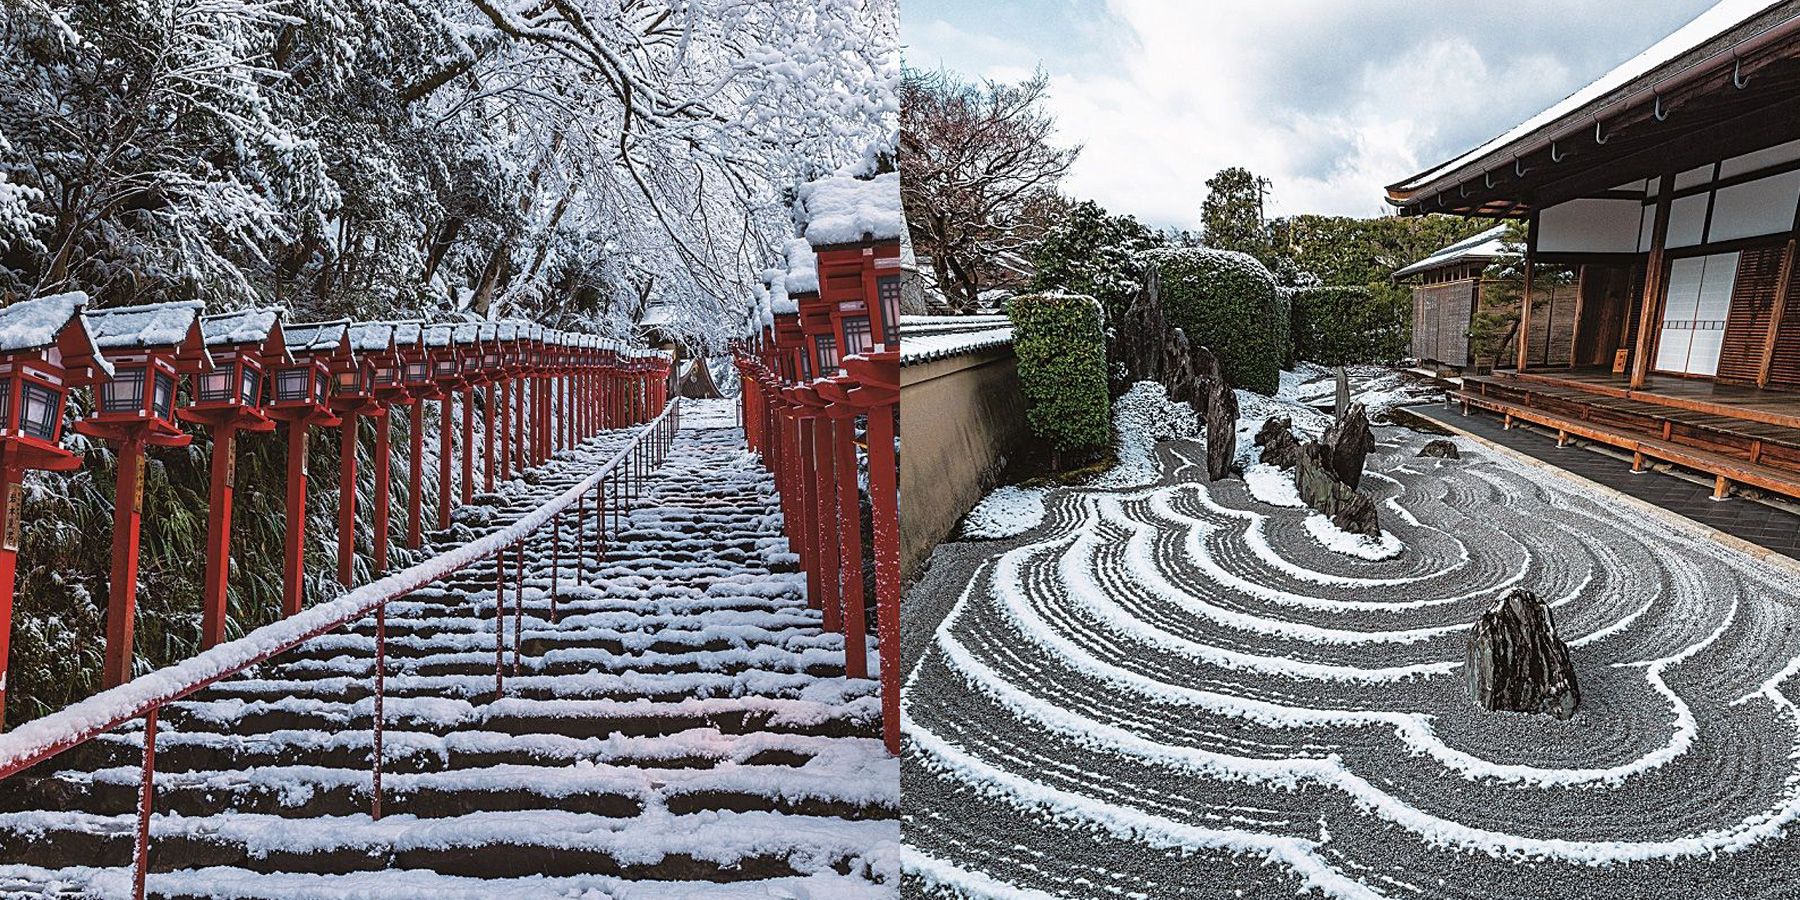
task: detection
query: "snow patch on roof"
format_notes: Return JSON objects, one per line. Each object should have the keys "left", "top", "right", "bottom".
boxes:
{"left": 83, "top": 299, "right": 204, "bottom": 350}
{"left": 198, "top": 308, "right": 281, "bottom": 347}
{"left": 784, "top": 237, "right": 819, "bottom": 295}
{"left": 899, "top": 315, "right": 1013, "bottom": 366}
{"left": 797, "top": 172, "right": 901, "bottom": 247}
{"left": 389, "top": 321, "right": 424, "bottom": 346}
{"left": 0, "top": 291, "right": 87, "bottom": 353}
{"left": 284, "top": 320, "right": 351, "bottom": 353}
{"left": 1392, "top": 225, "right": 1511, "bottom": 278}
{"left": 348, "top": 322, "right": 395, "bottom": 353}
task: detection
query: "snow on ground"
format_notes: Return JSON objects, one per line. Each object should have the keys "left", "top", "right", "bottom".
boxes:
{"left": 908, "top": 361, "right": 1800, "bottom": 897}
{"left": 679, "top": 397, "right": 740, "bottom": 430}
{"left": 1242, "top": 463, "right": 1303, "bottom": 508}
{"left": 1303, "top": 513, "right": 1403, "bottom": 561}
{"left": 961, "top": 485, "right": 1048, "bottom": 540}
{"left": 1087, "top": 381, "right": 1198, "bottom": 490}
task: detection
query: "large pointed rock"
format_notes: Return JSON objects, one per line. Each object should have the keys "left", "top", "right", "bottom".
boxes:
{"left": 1465, "top": 589, "right": 1580, "bottom": 720}
{"left": 1319, "top": 402, "right": 1375, "bottom": 489}
{"left": 1190, "top": 341, "right": 1235, "bottom": 481}
{"left": 1294, "top": 442, "right": 1379, "bottom": 536}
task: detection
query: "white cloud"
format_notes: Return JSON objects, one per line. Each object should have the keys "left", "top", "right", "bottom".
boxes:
{"left": 908, "top": 0, "right": 1716, "bottom": 228}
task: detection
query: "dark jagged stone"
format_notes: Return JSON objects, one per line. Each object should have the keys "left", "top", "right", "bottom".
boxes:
{"left": 1117, "top": 274, "right": 1170, "bottom": 391}
{"left": 1417, "top": 439, "right": 1461, "bottom": 459}
{"left": 1319, "top": 402, "right": 1375, "bottom": 489}
{"left": 1163, "top": 328, "right": 1203, "bottom": 414}
{"left": 1254, "top": 416, "right": 1300, "bottom": 469}
{"left": 1333, "top": 366, "right": 1350, "bottom": 419}
{"left": 1294, "top": 442, "right": 1379, "bottom": 536}
{"left": 1204, "top": 371, "right": 1237, "bottom": 482}
{"left": 1465, "top": 589, "right": 1580, "bottom": 720}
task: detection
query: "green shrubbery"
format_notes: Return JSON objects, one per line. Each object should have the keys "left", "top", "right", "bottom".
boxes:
{"left": 1140, "top": 248, "right": 1283, "bottom": 395}
{"left": 1290, "top": 284, "right": 1411, "bottom": 366}
{"left": 1008, "top": 292, "right": 1112, "bottom": 460}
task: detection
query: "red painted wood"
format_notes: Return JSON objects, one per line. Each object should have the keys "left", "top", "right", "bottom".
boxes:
{"left": 282, "top": 423, "right": 308, "bottom": 619}
{"left": 407, "top": 403, "right": 424, "bottom": 550}
{"left": 200, "top": 424, "right": 237, "bottom": 649}
{"left": 498, "top": 377, "right": 511, "bottom": 482}
{"left": 866, "top": 403, "right": 899, "bottom": 756}
{"left": 484, "top": 383, "right": 496, "bottom": 493}
{"left": 372, "top": 412, "right": 392, "bottom": 577}
{"left": 811, "top": 407, "right": 841, "bottom": 633}
{"left": 833, "top": 413, "right": 867, "bottom": 678}
{"left": 132, "top": 706, "right": 156, "bottom": 900}
{"left": 0, "top": 461, "right": 20, "bottom": 727}
{"left": 103, "top": 434, "right": 148, "bottom": 688}
{"left": 797, "top": 415, "right": 820, "bottom": 611}
{"left": 371, "top": 600, "right": 384, "bottom": 820}
{"left": 459, "top": 388, "right": 473, "bottom": 505}
{"left": 437, "top": 395, "right": 452, "bottom": 528}
{"left": 337, "top": 411, "right": 359, "bottom": 586}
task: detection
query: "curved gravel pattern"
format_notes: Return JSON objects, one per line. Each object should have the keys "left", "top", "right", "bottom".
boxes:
{"left": 901, "top": 424, "right": 1800, "bottom": 899}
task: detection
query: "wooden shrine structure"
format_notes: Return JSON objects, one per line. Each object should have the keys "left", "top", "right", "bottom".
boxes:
{"left": 1387, "top": 1, "right": 1800, "bottom": 501}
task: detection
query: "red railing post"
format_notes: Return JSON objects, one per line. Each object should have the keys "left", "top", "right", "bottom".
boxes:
{"left": 407, "top": 402, "right": 424, "bottom": 549}
{"left": 0, "top": 460, "right": 21, "bottom": 727}
{"left": 550, "top": 511, "right": 560, "bottom": 624}
{"left": 132, "top": 705, "right": 158, "bottom": 900}
{"left": 512, "top": 540, "right": 524, "bottom": 676}
{"left": 371, "top": 600, "right": 385, "bottom": 820}
{"left": 498, "top": 376, "right": 510, "bottom": 483}
{"left": 493, "top": 547, "right": 504, "bottom": 698}
{"left": 796, "top": 412, "right": 821, "bottom": 614}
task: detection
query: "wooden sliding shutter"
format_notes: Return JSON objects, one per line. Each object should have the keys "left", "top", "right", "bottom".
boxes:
{"left": 1718, "top": 245, "right": 1785, "bottom": 383}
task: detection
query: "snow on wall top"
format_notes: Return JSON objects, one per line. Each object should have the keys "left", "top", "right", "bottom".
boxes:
{"left": 796, "top": 172, "right": 902, "bottom": 247}
{"left": 784, "top": 237, "right": 820, "bottom": 295}
{"left": 198, "top": 308, "right": 282, "bottom": 347}
{"left": 348, "top": 322, "right": 395, "bottom": 353}
{"left": 83, "top": 299, "right": 204, "bottom": 350}
{"left": 899, "top": 314, "right": 1014, "bottom": 366}
{"left": 1392, "top": 225, "right": 1511, "bottom": 279}
{"left": 0, "top": 291, "right": 89, "bottom": 353}
{"left": 1392, "top": 0, "right": 1781, "bottom": 195}
{"left": 284, "top": 320, "right": 350, "bottom": 354}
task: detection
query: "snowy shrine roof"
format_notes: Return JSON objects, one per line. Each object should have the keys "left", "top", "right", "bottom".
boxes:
{"left": 1388, "top": 0, "right": 1790, "bottom": 205}
{"left": 452, "top": 323, "right": 482, "bottom": 346}
{"left": 348, "top": 322, "right": 396, "bottom": 354}
{"left": 198, "top": 308, "right": 282, "bottom": 347}
{"left": 1392, "top": 225, "right": 1511, "bottom": 279}
{"left": 283, "top": 320, "right": 351, "bottom": 354}
{"left": 0, "top": 291, "right": 91, "bottom": 354}
{"left": 899, "top": 314, "right": 1014, "bottom": 366}
{"left": 784, "top": 237, "right": 819, "bottom": 296}
{"left": 83, "top": 299, "right": 204, "bottom": 350}
{"left": 796, "top": 172, "right": 902, "bottom": 247}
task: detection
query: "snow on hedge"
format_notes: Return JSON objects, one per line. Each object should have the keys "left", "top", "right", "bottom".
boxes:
{"left": 798, "top": 172, "right": 901, "bottom": 247}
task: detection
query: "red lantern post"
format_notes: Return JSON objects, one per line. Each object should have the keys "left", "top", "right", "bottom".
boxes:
{"left": 391, "top": 322, "right": 435, "bottom": 550}
{"left": 0, "top": 292, "right": 107, "bottom": 723}
{"left": 334, "top": 323, "right": 395, "bottom": 585}
{"left": 264, "top": 320, "right": 350, "bottom": 618}
{"left": 181, "top": 308, "right": 285, "bottom": 648}
{"left": 842, "top": 352, "right": 900, "bottom": 754}
{"left": 77, "top": 300, "right": 211, "bottom": 687}
{"left": 423, "top": 324, "right": 461, "bottom": 529}
{"left": 452, "top": 323, "right": 485, "bottom": 506}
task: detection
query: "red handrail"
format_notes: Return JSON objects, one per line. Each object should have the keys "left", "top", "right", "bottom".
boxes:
{"left": 0, "top": 398, "right": 681, "bottom": 784}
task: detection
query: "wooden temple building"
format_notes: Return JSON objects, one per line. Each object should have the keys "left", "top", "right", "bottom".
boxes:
{"left": 1387, "top": 0, "right": 1800, "bottom": 501}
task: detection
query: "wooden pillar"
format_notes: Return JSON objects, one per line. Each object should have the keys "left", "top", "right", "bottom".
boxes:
{"left": 1515, "top": 213, "right": 1539, "bottom": 373}
{"left": 337, "top": 411, "right": 359, "bottom": 586}
{"left": 437, "top": 395, "right": 452, "bottom": 528}
{"left": 406, "top": 402, "right": 424, "bottom": 550}
{"left": 498, "top": 377, "right": 510, "bottom": 482}
{"left": 812, "top": 409, "right": 841, "bottom": 633}
{"left": 103, "top": 434, "right": 149, "bottom": 687}
{"left": 483, "top": 383, "right": 496, "bottom": 493}
{"left": 1568, "top": 266, "right": 1589, "bottom": 370}
{"left": 515, "top": 375, "right": 527, "bottom": 469}
{"left": 866, "top": 403, "right": 899, "bottom": 755}
{"left": 1632, "top": 172, "right": 1677, "bottom": 389}
{"left": 834, "top": 412, "right": 867, "bottom": 678}
{"left": 459, "top": 388, "right": 474, "bottom": 504}
{"left": 372, "top": 411, "right": 392, "bottom": 576}
{"left": 199, "top": 424, "right": 238, "bottom": 649}
{"left": 1758, "top": 231, "right": 1798, "bottom": 387}
{"left": 281, "top": 425, "right": 308, "bottom": 619}
{"left": 0, "top": 459, "right": 21, "bottom": 726}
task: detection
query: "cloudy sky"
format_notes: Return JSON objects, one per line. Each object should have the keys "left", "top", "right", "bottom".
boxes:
{"left": 905, "top": 0, "right": 1723, "bottom": 228}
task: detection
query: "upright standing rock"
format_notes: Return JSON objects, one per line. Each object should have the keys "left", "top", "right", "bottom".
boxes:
{"left": 1195, "top": 344, "right": 1236, "bottom": 481}
{"left": 1465, "top": 589, "right": 1580, "bottom": 720}
{"left": 1294, "top": 443, "right": 1379, "bottom": 536}
{"left": 1333, "top": 366, "right": 1351, "bottom": 419}
{"left": 1320, "top": 402, "right": 1375, "bottom": 489}
{"left": 1254, "top": 416, "right": 1301, "bottom": 469}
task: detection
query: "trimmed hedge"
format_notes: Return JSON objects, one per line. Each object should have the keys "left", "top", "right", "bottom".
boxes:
{"left": 1140, "top": 248, "right": 1282, "bottom": 395}
{"left": 1291, "top": 283, "right": 1410, "bottom": 366}
{"left": 1008, "top": 292, "right": 1112, "bottom": 456}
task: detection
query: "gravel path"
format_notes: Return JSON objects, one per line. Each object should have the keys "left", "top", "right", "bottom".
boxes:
{"left": 901, "top": 419, "right": 1800, "bottom": 899}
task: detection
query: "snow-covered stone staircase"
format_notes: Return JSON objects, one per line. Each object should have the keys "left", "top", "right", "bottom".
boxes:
{"left": 0, "top": 401, "right": 899, "bottom": 897}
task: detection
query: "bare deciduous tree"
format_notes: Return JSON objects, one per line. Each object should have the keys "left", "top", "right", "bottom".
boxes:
{"left": 900, "top": 68, "right": 1077, "bottom": 313}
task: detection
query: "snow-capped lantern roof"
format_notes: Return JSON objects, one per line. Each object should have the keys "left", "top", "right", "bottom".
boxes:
{"left": 452, "top": 322, "right": 482, "bottom": 346}
{"left": 83, "top": 299, "right": 207, "bottom": 354}
{"left": 283, "top": 320, "right": 354, "bottom": 359}
{"left": 348, "top": 322, "right": 396, "bottom": 355}
{"left": 1392, "top": 225, "right": 1512, "bottom": 279}
{"left": 496, "top": 320, "right": 521, "bottom": 342}
{"left": 422, "top": 323, "right": 454, "bottom": 348}
{"left": 477, "top": 322, "right": 498, "bottom": 343}
{"left": 795, "top": 172, "right": 902, "bottom": 248}
{"left": 388, "top": 320, "right": 425, "bottom": 347}
{"left": 783, "top": 237, "right": 819, "bottom": 297}
{"left": 0, "top": 291, "right": 110, "bottom": 379}
{"left": 198, "top": 307, "right": 290, "bottom": 367}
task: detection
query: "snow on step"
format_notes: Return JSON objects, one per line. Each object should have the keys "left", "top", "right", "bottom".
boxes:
{"left": 0, "top": 400, "right": 897, "bottom": 896}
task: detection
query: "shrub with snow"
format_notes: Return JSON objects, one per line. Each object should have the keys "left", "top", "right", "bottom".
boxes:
{"left": 1010, "top": 292, "right": 1112, "bottom": 459}
{"left": 1140, "top": 247, "right": 1284, "bottom": 396}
